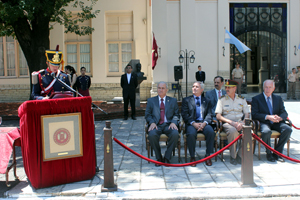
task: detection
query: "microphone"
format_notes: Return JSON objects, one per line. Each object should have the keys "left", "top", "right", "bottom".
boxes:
{"left": 51, "top": 72, "right": 55, "bottom": 78}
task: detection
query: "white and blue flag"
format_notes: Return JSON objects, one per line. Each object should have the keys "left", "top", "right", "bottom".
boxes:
{"left": 225, "top": 29, "right": 251, "bottom": 54}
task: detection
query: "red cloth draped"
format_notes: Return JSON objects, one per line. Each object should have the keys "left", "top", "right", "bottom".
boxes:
{"left": 18, "top": 97, "right": 96, "bottom": 189}
{"left": 152, "top": 33, "right": 158, "bottom": 70}
{"left": 0, "top": 127, "right": 20, "bottom": 174}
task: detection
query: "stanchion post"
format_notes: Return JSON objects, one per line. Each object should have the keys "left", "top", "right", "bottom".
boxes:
{"left": 101, "top": 121, "right": 117, "bottom": 192}
{"left": 241, "top": 118, "right": 257, "bottom": 187}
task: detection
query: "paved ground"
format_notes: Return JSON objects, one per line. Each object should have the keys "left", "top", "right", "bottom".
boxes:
{"left": 1, "top": 101, "right": 300, "bottom": 199}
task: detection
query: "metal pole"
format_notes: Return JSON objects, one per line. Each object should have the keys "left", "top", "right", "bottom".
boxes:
{"left": 241, "top": 118, "right": 257, "bottom": 187}
{"left": 185, "top": 49, "right": 188, "bottom": 97}
{"left": 102, "top": 121, "right": 117, "bottom": 192}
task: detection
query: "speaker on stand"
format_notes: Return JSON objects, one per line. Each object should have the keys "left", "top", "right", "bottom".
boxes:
{"left": 174, "top": 66, "right": 183, "bottom": 101}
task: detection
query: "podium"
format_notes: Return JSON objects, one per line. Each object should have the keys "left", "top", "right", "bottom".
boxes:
{"left": 18, "top": 97, "right": 96, "bottom": 189}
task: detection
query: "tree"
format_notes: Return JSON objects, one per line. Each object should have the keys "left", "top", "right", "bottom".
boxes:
{"left": 0, "top": 0, "right": 99, "bottom": 98}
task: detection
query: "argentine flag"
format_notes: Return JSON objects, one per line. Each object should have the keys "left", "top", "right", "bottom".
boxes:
{"left": 225, "top": 29, "right": 251, "bottom": 54}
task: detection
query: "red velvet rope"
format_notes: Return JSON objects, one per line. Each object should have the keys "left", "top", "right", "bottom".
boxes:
{"left": 287, "top": 117, "right": 300, "bottom": 130}
{"left": 113, "top": 134, "right": 243, "bottom": 167}
{"left": 252, "top": 133, "right": 300, "bottom": 163}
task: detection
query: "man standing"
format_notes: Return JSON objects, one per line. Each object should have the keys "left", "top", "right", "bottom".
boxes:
{"left": 181, "top": 81, "right": 215, "bottom": 166}
{"left": 251, "top": 80, "right": 292, "bottom": 162}
{"left": 205, "top": 76, "right": 226, "bottom": 120}
{"left": 232, "top": 62, "right": 243, "bottom": 95}
{"left": 287, "top": 68, "right": 297, "bottom": 100}
{"left": 215, "top": 80, "right": 249, "bottom": 165}
{"left": 195, "top": 65, "right": 206, "bottom": 83}
{"left": 31, "top": 45, "right": 70, "bottom": 100}
{"left": 145, "top": 82, "right": 179, "bottom": 166}
{"left": 76, "top": 67, "right": 91, "bottom": 96}
{"left": 121, "top": 65, "right": 138, "bottom": 120}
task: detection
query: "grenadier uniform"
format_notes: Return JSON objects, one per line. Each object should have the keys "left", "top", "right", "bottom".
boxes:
{"left": 76, "top": 75, "right": 91, "bottom": 96}
{"left": 31, "top": 46, "right": 71, "bottom": 100}
{"left": 215, "top": 80, "right": 249, "bottom": 160}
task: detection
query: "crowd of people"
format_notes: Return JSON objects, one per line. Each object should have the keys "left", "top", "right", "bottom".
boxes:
{"left": 145, "top": 77, "right": 292, "bottom": 167}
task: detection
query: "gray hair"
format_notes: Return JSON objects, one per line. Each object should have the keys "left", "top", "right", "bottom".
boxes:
{"left": 194, "top": 81, "right": 205, "bottom": 90}
{"left": 263, "top": 79, "right": 275, "bottom": 88}
{"left": 157, "top": 81, "right": 168, "bottom": 89}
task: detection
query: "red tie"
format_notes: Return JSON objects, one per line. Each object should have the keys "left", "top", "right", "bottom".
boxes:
{"left": 159, "top": 99, "right": 165, "bottom": 124}
{"left": 218, "top": 90, "right": 221, "bottom": 98}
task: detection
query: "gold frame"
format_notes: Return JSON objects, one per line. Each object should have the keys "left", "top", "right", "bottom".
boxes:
{"left": 41, "top": 112, "right": 83, "bottom": 161}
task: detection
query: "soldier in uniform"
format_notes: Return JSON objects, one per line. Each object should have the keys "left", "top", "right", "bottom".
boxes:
{"left": 31, "top": 45, "right": 71, "bottom": 100}
{"left": 231, "top": 62, "right": 243, "bottom": 95}
{"left": 215, "top": 79, "right": 249, "bottom": 165}
{"left": 76, "top": 67, "right": 91, "bottom": 96}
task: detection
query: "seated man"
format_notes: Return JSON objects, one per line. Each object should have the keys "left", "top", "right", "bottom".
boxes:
{"left": 205, "top": 76, "right": 226, "bottom": 120}
{"left": 181, "top": 81, "right": 216, "bottom": 167}
{"left": 215, "top": 80, "right": 249, "bottom": 165}
{"left": 145, "top": 81, "right": 179, "bottom": 166}
{"left": 251, "top": 79, "right": 292, "bottom": 162}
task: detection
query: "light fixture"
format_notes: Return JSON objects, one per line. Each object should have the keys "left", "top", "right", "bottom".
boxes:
{"left": 179, "top": 54, "right": 184, "bottom": 63}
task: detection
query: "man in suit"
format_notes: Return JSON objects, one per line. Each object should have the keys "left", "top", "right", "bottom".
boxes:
{"left": 121, "top": 64, "right": 138, "bottom": 120}
{"left": 195, "top": 65, "right": 206, "bottom": 83}
{"left": 215, "top": 80, "right": 249, "bottom": 165}
{"left": 251, "top": 79, "right": 292, "bottom": 162}
{"left": 205, "top": 76, "right": 226, "bottom": 120}
{"left": 145, "top": 81, "right": 180, "bottom": 166}
{"left": 181, "top": 81, "right": 215, "bottom": 166}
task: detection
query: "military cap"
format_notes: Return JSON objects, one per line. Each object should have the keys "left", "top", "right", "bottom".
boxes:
{"left": 45, "top": 45, "right": 64, "bottom": 66}
{"left": 225, "top": 79, "right": 238, "bottom": 87}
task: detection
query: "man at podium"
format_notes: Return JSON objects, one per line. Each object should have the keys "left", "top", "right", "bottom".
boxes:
{"left": 31, "top": 45, "right": 71, "bottom": 100}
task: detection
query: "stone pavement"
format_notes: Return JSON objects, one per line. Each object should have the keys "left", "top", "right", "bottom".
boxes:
{"left": 1, "top": 101, "right": 300, "bottom": 199}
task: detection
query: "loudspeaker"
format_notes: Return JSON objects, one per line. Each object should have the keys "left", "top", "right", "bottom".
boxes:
{"left": 174, "top": 66, "right": 183, "bottom": 81}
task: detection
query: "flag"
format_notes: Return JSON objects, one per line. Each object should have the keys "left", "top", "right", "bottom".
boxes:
{"left": 298, "top": 44, "right": 300, "bottom": 50}
{"left": 152, "top": 33, "right": 158, "bottom": 70}
{"left": 224, "top": 29, "right": 251, "bottom": 54}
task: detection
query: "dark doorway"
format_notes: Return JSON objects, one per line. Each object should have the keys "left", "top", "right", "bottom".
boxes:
{"left": 229, "top": 3, "right": 287, "bottom": 93}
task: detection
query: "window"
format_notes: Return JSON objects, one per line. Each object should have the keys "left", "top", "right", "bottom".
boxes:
{"left": 0, "top": 36, "right": 28, "bottom": 77}
{"left": 106, "top": 12, "right": 134, "bottom": 76}
{"left": 65, "top": 16, "right": 92, "bottom": 75}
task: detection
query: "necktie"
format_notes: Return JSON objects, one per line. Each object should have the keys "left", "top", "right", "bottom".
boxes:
{"left": 196, "top": 97, "right": 201, "bottom": 119}
{"left": 159, "top": 99, "right": 165, "bottom": 124}
{"left": 218, "top": 90, "right": 221, "bottom": 98}
{"left": 267, "top": 97, "right": 273, "bottom": 124}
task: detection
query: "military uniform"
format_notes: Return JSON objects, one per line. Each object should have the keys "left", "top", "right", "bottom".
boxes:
{"left": 31, "top": 68, "right": 71, "bottom": 100}
{"left": 31, "top": 45, "right": 71, "bottom": 100}
{"left": 287, "top": 72, "right": 297, "bottom": 99}
{"left": 76, "top": 75, "right": 91, "bottom": 96}
{"left": 232, "top": 67, "right": 243, "bottom": 95}
{"left": 215, "top": 90, "right": 249, "bottom": 159}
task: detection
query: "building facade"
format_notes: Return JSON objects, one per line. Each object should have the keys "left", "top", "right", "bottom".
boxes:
{"left": 1, "top": 0, "right": 300, "bottom": 102}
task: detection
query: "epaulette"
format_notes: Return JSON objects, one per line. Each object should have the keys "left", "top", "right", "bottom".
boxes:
{"left": 220, "top": 95, "right": 225, "bottom": 99}
{"left": 31, "top": 69, "right": 45, "bottom": 85}
{"left": 238, "top": 95, "right": 245, "bottom": 99}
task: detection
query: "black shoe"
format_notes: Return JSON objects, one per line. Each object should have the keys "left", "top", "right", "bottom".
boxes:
{"left": 155, "top": 157, "right": 163, "bottom": 167}
{"left": 164, "top": 157, "right": 171, "bottom": 164}
{"left": 124, "top": 116, "right": 128, "bottom": 120}
{"left": 236, "top": 155, "right": 242, "bottom": 164}
{"left": 267, "top": 153, "right": 275, "bottom": 162}
{"left": 273, "top": 153, "right": 285, "bottom": 162}
{"left": 131, "top": 116, "right": 137, "bottom": 120}
{"left": 230, "top": 157, "right": 237, "bottom": 165}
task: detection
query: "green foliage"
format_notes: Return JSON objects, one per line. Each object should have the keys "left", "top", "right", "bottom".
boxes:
{"left": 0, "top": 0, "right": 100, "bottom": 37}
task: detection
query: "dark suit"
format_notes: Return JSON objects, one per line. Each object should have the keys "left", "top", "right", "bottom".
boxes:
{"left": 205, "top": 89, "right": 226, "bottom": 120}
{"left": 181, "top": 95, "right": 216, "bottom": 157}
{"left": 121, "top": 73, "right": 138, "bottom": 118}
{"left": 251, "top": 93, "right": 292, "bottom": 154}
{"left": 195, "top": 71, "right": 206, "bottom": 83}
{"left": 145, "top": 96, "right": 179, "bottom": 161}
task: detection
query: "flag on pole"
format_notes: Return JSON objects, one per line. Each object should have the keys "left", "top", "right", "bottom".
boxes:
{"left": 152, "top": 33, "right": 158, "bottom": 70}
{"left": 224, "top": 29, "right": 251, "bottom": 54}
{"left": 298, "top": 44, "right": 300, "bottom": 50}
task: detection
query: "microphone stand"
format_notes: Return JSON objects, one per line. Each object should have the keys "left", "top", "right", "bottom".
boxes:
{"left": 53, "top": 75, "right": 108, "bottom": 114}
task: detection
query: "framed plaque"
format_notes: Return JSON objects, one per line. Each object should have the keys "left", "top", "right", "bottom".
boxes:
{"left": 41, "top": 112, "right": 83, "bottom": 161}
